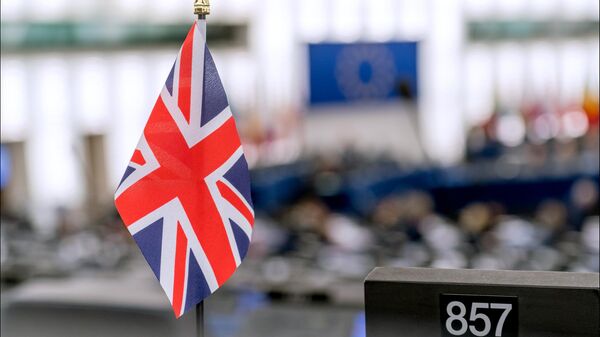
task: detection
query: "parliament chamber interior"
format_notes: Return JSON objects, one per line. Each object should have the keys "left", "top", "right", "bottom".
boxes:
{"left": 1, "top": 0, "right": 599, "bottom": 336}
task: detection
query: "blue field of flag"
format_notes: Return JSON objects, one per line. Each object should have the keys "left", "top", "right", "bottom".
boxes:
{"left": 308, "top": 42, "right": 419, "bottom": 106}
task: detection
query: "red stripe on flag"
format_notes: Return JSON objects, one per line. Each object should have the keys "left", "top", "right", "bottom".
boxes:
{"left": 180, "top": 184, "right": 237, "bottom": 285}
{"left": 216, "top": 180, "right": 254, "bottom": 227}
{"left": 131, "top": 149, "right": 146, "bottom": 166}
{"left": 172, "top": 222, "right": 188, "bottom": 317}
{"left": 178, "top": 25, "right": 195, "bottom": 124}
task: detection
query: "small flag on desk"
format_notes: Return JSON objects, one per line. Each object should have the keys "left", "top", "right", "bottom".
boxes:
{"left": 114, "top": 19, "right": 254, "bottom": 318}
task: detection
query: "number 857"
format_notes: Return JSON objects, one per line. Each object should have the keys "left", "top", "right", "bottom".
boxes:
{"left": 446, "top": 301, "right": 513, "bottom": 337}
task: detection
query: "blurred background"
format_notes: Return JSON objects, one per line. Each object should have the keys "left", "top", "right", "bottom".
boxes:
{"left": 1, "top": 0, "right": 599, "bottom": 336}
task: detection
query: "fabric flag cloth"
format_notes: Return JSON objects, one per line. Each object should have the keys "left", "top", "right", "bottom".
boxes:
{"left": 114, "top": 19, "right": 254, "bottom": 318}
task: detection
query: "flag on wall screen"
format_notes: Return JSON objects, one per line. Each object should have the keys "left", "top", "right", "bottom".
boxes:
{"left": 308, "top": 42, "right": 419, "bottom": 106}
{"left": 114, "top": 19, "right": 254, "bottom": 318}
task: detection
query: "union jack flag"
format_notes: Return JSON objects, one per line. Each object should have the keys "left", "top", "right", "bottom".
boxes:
{"left": 114, "top": 19, "right": 254, "bottom": 318}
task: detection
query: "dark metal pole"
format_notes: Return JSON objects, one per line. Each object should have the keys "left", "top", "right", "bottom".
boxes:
{"left": 195, "top": 301, "right": 204, "bottom": 337}
{"left": 193, "top": 2, "right": 209, "bottom": 335}
{"left": 195, "top": 12, "right": 205, "bottom": 331}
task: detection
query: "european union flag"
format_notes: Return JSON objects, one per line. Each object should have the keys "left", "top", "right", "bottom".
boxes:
{"left": 0, "top": 145, "right": 10, "bottom": 189}
{"left": 308, "top": 42, "right": 418, "bottom": 106}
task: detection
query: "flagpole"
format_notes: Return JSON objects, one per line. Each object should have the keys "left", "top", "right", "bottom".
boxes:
{"left": 195, "top": 301, "right": 204, "bottom": 337}
{"left": 193, "top": 2, "right": 209, "bottom": 336}
{"left": 193, "top": 3, "right": 209, "bottom": 334}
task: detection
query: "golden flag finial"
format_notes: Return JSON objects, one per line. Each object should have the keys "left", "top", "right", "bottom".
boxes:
{"left": 194, "top": 0, "right": 210, "bottom": 16}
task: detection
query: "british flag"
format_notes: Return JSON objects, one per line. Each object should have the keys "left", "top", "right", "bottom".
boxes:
{"left": 114, "top": 19, "right": 254, "bottom": 318}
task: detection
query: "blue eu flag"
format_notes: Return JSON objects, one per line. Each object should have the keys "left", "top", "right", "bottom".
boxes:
{"left": 308, "top": 42, "right": 418, "bottom": 106}
{"left": 0, "top": 145, "right": 10, "bottom": 190}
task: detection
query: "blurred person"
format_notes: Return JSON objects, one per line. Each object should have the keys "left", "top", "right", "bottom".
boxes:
{"left": 533, "top": 199, "right": 568, "bottom": 244}
{"left": 280, "top": 197, "right": 331, "bottom": 260}
{"left": 420, "top": 217, "right": 468, "bottom": 269}
{"left": 402, "top": 190, "right": 434, "bottom": 243}
{"left": 370, "top": 195, "right": 408, "bottom": 259}
{"left": 396, "top": 191, "right": 468, "bottom": 269}
{"left": 569, "top": 178, "right": 600, "bottom": 230}
{"left": 245, "top": 216, "right": 291, "bottom": 258}
{"left": 486, "top": 216, "right": 538, "bottom": 270}
{"left": 323, "top": 214, "right": 373, "bottom": 253}
{"left": 459, "top": 203, "right": 494, "bottom": 242}
{"left": 526, "top": 200, "right": 571, "bottom": 270}
{"left": 371, "top": 195, "right": 406, "bottom": 230}
{"left": 571, "top": 216, "right": 600, "bottom": 272}
{"left": 286, "top": 197, "right": 330, "bottom": 237}
{"left": 318, "top": 214, "right": 376, "bottom": 278}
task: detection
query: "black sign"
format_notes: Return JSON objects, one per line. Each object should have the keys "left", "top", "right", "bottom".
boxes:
{"left": 440, "top": 294, "right": 518, "bottom": 337}
{"left": 365, "top": 268, "right": 599, "bottom": 337}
